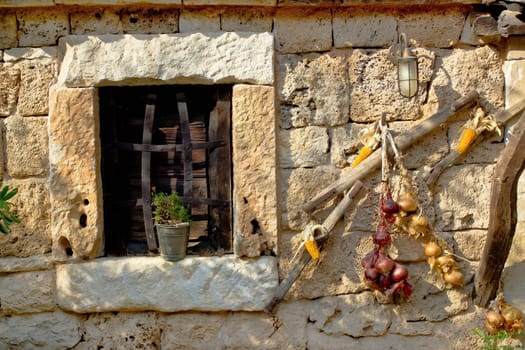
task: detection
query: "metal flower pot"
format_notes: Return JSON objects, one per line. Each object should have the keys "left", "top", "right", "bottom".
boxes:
{"left": 156, "top": 223, "right": 190, "bottom": 261}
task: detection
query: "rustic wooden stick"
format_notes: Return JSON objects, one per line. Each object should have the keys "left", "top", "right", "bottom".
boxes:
{"left": 264, "top": 181, "right": 364, "bottom": 314}
{"left": 302, "top": 90, "right": 479, "bottom": 214}
{"left": 473, "top": 109, "right": 525, "bottom": 307}
{"left": 426, "top": 99, "right": 525, "bottom": 187}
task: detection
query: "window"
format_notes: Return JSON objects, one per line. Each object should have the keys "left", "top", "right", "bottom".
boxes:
{"left": 99, "top": 85, "right": 232, "bottom": 256}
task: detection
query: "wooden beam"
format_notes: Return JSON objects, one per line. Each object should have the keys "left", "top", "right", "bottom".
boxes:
{"left": 473, "top": 110, "right": 525, "bottom": 307}
{"left": 302, "top": 90, "right": 479, "bottom": 214}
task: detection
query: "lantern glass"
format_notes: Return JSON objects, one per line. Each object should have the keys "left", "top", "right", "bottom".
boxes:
{"left": 397, "top": 56, "right": 418, "bottom": 98}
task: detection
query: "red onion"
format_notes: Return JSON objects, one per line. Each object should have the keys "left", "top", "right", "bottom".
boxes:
{"left": 364, "top": 267, "right": 379, "bottom": 282}
{"left": 402, "top": 282, "right": 413, "bottom": 298}
{"left": 391, "top": 263, "right": 409, "bottom": 282}
{"left": 378, "top": 274, "right": 392, "bottom": 289}
{"left": 382, "top": 197, "right": 399, "bottom": 214}
{"left": 361, "top": 249, "right": 378, "bottom": 269}
{"left": 375, "top": 254, "right": 395, "bottom": 274}
{"left": 373, "top": 227, "right": 391, "bottom": 246}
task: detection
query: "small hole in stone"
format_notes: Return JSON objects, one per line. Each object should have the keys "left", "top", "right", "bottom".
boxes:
{"left": 95, "top": 12, "right": 102, "bottom": 19}
{"left": 129, "top": 16, "right": 138, "bottom": 24}
{"left": 79, "top": 214, "right": 88, "bottom": 228}
{"left": 83, "top": 199, "right": 90, "bottom": 206}
{"left": 58, "top": 236, "right": 74, "bottom": 257}
{"left": 250, "top": 219, "right": 260, "bottom": 235}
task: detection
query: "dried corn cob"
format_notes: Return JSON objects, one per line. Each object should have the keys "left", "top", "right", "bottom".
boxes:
{"left": 351, "top": 122, "right": 381, "bottom": 168}
{"left": 304, "top": 240, "right": 320, "bottom": 259}
{"left": 457, "top": 127, "right": 478, "bottom": 154}
{"left": 456, "top": 106, "right": 500, "bottom": 154}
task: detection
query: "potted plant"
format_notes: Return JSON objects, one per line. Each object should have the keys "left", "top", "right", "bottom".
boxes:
{"left": 152, "top": 188, "right": 192, "bottom": 261}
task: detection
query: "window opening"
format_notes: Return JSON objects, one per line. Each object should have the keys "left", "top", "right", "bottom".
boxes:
{"left": 99, "top": 85, "right": 233, "bottom": 256}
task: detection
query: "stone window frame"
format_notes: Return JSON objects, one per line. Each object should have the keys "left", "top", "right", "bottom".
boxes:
{"left": 49, "top": 32, "right": 279, "bottom": 312}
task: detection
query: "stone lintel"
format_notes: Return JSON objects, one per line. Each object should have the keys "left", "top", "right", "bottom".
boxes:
{"left": 57, "top": 33, "right": 274, "bottom": 87}
{"left": 56, "top": 256, "right": 278, "bottom": 313}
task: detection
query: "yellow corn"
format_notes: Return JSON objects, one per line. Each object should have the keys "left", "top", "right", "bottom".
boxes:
{"left": 304, "top": 240, "right": 320, "bottom": 259}
{"left": 457, "top": 127, "right": 477, "bottom": 154}
{"left": 351, "top": 145, "right": 373, "bottom": 168}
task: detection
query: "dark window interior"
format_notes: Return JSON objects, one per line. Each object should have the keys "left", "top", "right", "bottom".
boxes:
{"left": 99, "top": 85, "right": 232, "bottom": 256}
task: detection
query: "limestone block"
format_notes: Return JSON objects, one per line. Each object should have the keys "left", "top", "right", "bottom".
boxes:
{"left": 160, "top": 302, "right": 308, "bottom": 349}
{"left": 48, "top": 87, "right": 104, "bottom": 260}
{"left": 280, "top": 230, "right": 371, "bottom": 299}
{"left": 160, "top": 312, "right": 226, "bottom": 350}
{"left": 221, "top": 8, "right": 273, "bottom": 32}
{"left": 0, "top": 254, "right": 54, "bottom": 273}
{"left": 0, "top": 180, "right": 51, "bottom": 258}
{"left": 56, "top": 256, "right": 278, "bottom": 312}
{"left": 331, "top": 123, "right": 372, "bottom": 168}
{"left": 280, "top": 167, "right": 340, "bottom": 231}
{"left": 17, "top": 8, "right": 70, "bottom": 47}
{"left": 0, "top": 12, "right": 17, "bottom": 48}
{"left": 398, "top": 7, "right": 468, "bottom": 48}
{"left": 232, "top": 85, "right": 279, "bottom": 257}
{"left": 0, "top": 311, "right": 82, "bottom": 350}
{"left": 278, "top": 52, "right": 350, "bottom": 128}
{"left": 0, "top": 63, "right": 19, "bottom": 116}
{"left": 71, "top": 8, "right": 121, "bottom": 35}
{"left": 506, "top": 36, "right": 525, "bottom": 60}
{"left": 78, "top": 312, "right": 160, "bottom": 350}
{"left": 348, "top": 48, "right": 435, "bottom": 122}
{"left": 502, "top": 261, "right": 525, "bottom": 314}
{"left": 0, "top": 270, "right": 55, "bottom": 315}
{"left": 393, "top": 263, "right": 471, "bottom": 322}
{"left": 4, "top": 47, "right": 57, "bottom": 62}
{"left": 0, "top": 0, "right": 54, "bottom": 5}
{"left": 58, "top": 33, "right": 274, "bottom": 87}
{"left": 434, "top": 164, "right": 494, "bottom": 231}
{"left": 504, "top": 60, "right": 525, "bottom": 109}
{"left": 5, "top": 116, "right": 49, "bottom": 177}
{"left": 309, "top": 293, "right": 392, "bottom": 337}
{"left": 179, "top": 8, "right": 220, "bottom": 33}
{"left": 446, "top": 229, "right": 486, "bottom": 261}
{"left": 389, "top": 121, "right": 450, "bottom": 169}
{"left": 333, "top": 8, "right": 397, "bottom": 48}
{"left": 274, "top": 8, "right": 332, "bottom": 53}
{"left": 17, "top": 60, "right": 57, "bottom": 116}
{"left": 428, "top": 46, "right": 504, "bottom": 117}
{"left": 279, "top": 126, "right": 329, "bottom": 168}
{"left": 121, "top": 7, "right": 179, "bottom": 34}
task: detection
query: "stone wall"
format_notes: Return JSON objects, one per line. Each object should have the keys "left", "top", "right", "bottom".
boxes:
{"left": 0, "top": 2, "right": 523, "bottom": 349}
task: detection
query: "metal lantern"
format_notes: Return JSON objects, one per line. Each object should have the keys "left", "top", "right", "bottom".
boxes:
{"left": 397, "top": 33, "right": 418, "bottom": 98}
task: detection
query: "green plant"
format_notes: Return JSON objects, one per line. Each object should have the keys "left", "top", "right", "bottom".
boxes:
{"left": 152, "top": 189, "right": 191, "bottom": 225}
{"left": 474, "top": 328, "right": 524, "bottom": 350}
{"left": 0, "top": 183, "right": 20, "bottom": 234}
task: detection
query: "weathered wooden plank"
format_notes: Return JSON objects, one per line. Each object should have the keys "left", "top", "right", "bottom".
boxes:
{"left": 302, "top": 90, "right": 479, "bottom": 214}
{"left": 473, "top": 110, "right": 525, "bottom": 307}
{"left": 116, "top": 140, "right": 226, "bottom": 152}
{"left": 208, "top": 89, "right": 232, "bottom": 251}
{"left": 141, "top": 94, "right": 158, "bottom": 251}
{"left": 177, "top": 93, "right": 194, "bottom": 210}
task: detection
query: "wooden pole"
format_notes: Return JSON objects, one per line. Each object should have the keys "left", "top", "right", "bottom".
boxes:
{"left": 473, "top": 110, "right": 525, "bottom": 307}
{"left": 302, "top": 90, "right": 479, "bottom": 214}
{"left": 265, "top": 181, "right": 364, "bottom": 313}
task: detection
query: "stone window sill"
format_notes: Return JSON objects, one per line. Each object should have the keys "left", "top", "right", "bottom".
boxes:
{"left": 56, "top": 255, "right": 278, "bottom": 313}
